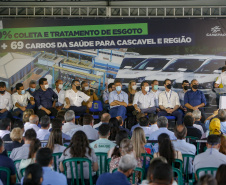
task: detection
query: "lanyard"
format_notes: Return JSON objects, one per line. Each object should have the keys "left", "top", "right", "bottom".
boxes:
{"left": 165, "top": 90, "right": 172, "bottom": 104}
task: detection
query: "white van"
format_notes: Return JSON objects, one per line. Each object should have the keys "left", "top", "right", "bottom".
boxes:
{"left": 145, "top": 55, "right": 212, "bottom": 90}
{"left": 116, "top": 55, "right": 180, "bottom": 87}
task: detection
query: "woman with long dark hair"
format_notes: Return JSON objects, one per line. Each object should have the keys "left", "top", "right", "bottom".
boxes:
{"left": 23, "top": 163, "right": 43, "bottom": 185}
{"left": 108, "top": 118, "right": 120, "bottom": 141}
{"left": 59, "top": 131, "right": 98, "bottom": 184}
{"left": 154, "top": 133, "right": 182, "bottom": 165}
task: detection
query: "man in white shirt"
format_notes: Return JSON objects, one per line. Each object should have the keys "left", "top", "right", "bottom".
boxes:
{"left": 214, "top": 65, "right": 226, "bottom": 88}
{"left": 150, "top": 80, "right": 162, "bottom": 111}
{"left": 158, "top": 79, "right": 183, "bottom": 124}
{"left": 133, "top": 81, "right": 156, "bottom": 114}
{"left": 0, "top": 118, "right": 11, "bottom": 141}
{"left": 53, "top": 79, "right": 65, "bottom": 111}
{"left": 103, "top": 83, "right": 115, "bottom": 112}
{"left": 67, "top": 114, "right": 98, "bottom": 140}
{"left": 36, "top": 115, "right": 50, "bottom": 140}
{"left": 64, "top": 80, "right": 92, "bottom": 116}
{"left": 24, "top": 114, "right": 40, "bottom": 132}
{"left": 62, "top": 110, "right": 81, "bottom": 133}
{"left": 93, "top": 113, "right": 111, "bottom": 129}
{"left": 0, "top": 82, "right": 13, "bottom": 119}
{"left": 12, "top": 83, "right": 35, "bottom": 119}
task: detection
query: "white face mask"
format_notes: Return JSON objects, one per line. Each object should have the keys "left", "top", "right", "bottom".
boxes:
{"left": 145, "top": 86, "right": 149, "bottom": 92}
{"left": 58, "top": 84, "right": 63, "bottom": 89}
{"left": 132, "top": 85, "right": 137, "bottom": 90}
{"left": 84, "top": 86, "right": 89, "bottom": 91}
{"left": 44, "top": 84, "right": 49, "bottom": 89}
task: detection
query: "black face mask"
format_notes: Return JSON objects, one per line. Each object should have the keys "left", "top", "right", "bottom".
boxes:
{"left": 166, "top": 84, "right": 172, "bottom": 89}
{"left": 0, "top": 90, "right": 5, "bottom": 94}
{"left": 183, "top": 86, "right": 189, "bottom": 90}
{"left": 76, "top": 86, "right": 80, "bottom": 90}
{"left": 192, "top": 85, "right": 198, "bottom": 89}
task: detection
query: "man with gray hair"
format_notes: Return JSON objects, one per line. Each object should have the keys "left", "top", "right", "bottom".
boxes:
{"left": 24, "top": 114, "right": 40, "bottom": 132}
{"left": 27, "top": 80, "right": 37, "bottom": 96}
{"left": 148, "top": 116, "right": 176, "bottom": 153}
{"left": 96, "top": 154, "right": 137, "bottom": 185}
{"left": 93, "top": 113, "right": 111, "bottom": 129}
{"left": 192, "top": 109, "right": 206, "bottom": 135}
{"left": 62, "top": 110, "right": 81, "bottom": 133}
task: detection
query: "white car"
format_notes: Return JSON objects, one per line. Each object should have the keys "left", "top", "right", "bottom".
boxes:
{"left": 116, "top": 55, "right": 180, "bottom": 87}
{"left": 145, "top": 55, "right": 213, "bottom": 90}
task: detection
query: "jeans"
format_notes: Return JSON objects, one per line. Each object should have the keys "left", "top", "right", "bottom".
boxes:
{"left": 158, "top": 109, "right": 183, "bottom": 124}
{"left": 0, "top": 110, "right": 10, "bottom": 119}
{"left": 110, "top": 105, "right": 127, "bottom": 120}
{"left": 13, "top": 103, "right": 35, "bottom": 119}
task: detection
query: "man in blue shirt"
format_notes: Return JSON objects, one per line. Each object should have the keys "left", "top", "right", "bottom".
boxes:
{"left": 109, "top": 80, "right": 128, "bottom": 121}
{"left": 34, "top": 78, "right": 58, "bottom": 119}
{"left": 26, "top": 80, "right": 37, "bottom": 96}
{"left": 184, "top": 79, "right": 207, "bottom": 123}
{"left": 96, "top": 154, "right": 137, "bottom": 185}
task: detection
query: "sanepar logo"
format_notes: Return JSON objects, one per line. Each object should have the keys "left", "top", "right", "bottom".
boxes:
{"left": 206, "top": 26, "right": 226, "bottom": 36}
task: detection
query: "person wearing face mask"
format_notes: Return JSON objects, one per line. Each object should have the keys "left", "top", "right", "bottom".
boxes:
{"left": 103, "top": 83, "right": 115, "bottom": 112}
{"left": 81, "top": 81, "right": 98, "bottom": 113}
{"left": 158, "top": 79, "right": 183, "bottom": 124}
{"left": 64, "top": 79, "right": 92, "bottom": 116}
{"left": 133, "top": 81, "right": 156, "bottom": 115}
{"left": 109, "top": 79, "right": 128, "bottom": 121}
{"left": 184, "top": 79, "right": 207, "bottom": 123}
{"left": 150, "top": 80, "right": 162, "bottom": 112}
{"left": 53, "top": 79, "right": 65, "bottom": 111}
{"left": 0, "top": 82, "right": 12, "bottom": 119}
{"left": 27, "top": 80, "right": 37, "bottom": 96}
{"left": 12, "top": 83, "right": 35, "bottom": 119}
{"left": 126, "top": 80, "right": 137, "bottom": 115}
{"left": 34, "top": 78, "right": 58, "bottom": 119}
{"left": 178, "top": 80, "right": 189, "bottom": 113}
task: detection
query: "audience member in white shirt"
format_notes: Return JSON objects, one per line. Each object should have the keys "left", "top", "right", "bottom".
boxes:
{"left": 53, "top": 80, "right": 65, "bottom": 111}
{"left": 93, "top": 113, "right": 111, "bottom": 129}
{"left": 62, "top": 110, "right": 81, "bottom": 134}
{"left": 150, "top": 80, "right": 162, "bottom": 111}
{"left": 36, "top": 115, "right": 50, "bottom": 140}
{"left": 0, "top": 82, "right": 13, "bottom": 119}
{"left": 12, "top": 83, "right": 35, "bottom": 119}
{"left": 24, "top": 115, "right": 40, "bottom": 132}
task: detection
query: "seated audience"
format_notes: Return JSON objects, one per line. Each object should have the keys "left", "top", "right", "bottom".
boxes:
{"left": 103, "top": 83, "right": 115, "bottom": 111}
{"left": 139, "top": 117, "right": 157, "bottom": 138}
{"left": 197, "top": 174, "right": 217, "bottom": 185}
{"left": 22, "top": 163, "right": 43, "bottom": 185}
{"left": 193, "top": 135, "right": 226, "bottom": 178}
{"left": 109, "top": 79, "right": 128, "bottom": 121}
{"left": 178, "top": 80, "right": 189, "bottom": 113}
{"left": 81, "top": 81, "right": 98, "bottom": 113}
{"left": 96, "top": 154, "right": 137, "bottom": 185}
{"left": 93, "top": 113, "right": 111, "bottom": 129}
{"left": 46, "top": 129, "right": 66, "bottom": 153}
{"left": 24, "top": 115, "right": 40, "bottom": 132}
{"left": 131, "top": 127, "right": 147, "bottom": 156}
{"left": 158, "top": 79, "right": 183, "bottom": 124}
{"left": 130, "top": 112, "right": 145, "bottom": 133}
{"left": 12, "top": 119, "right": 24, "bottom": 132}
{"left": 59, "top": 131, "right": 98, "bottom": 184}
{"left": 62, "top": 110, "right": 81, "bottom": 133}
{"left": 117, "top": 116, "right": 130, "bottom": 136}
{"left": 184, "top": 115, "right": 202, "bottom": 139}
{"left": 216, "top": 164, "right": 226, "bottom": 185}
{"left": 154, "top": 133, "right": 182, "bottom": 164}
{"left": 150, "top": 80, "right": 162, "bottom": 111}
{"left": 0, "top": 118, "right": 11, "bottom": 141}
{"left": 108, "top": 130, "right": 128, "bottom": 158}
{"left": 0, "top": 81, "right": 12, "bottom": 119}
{"left": 26, "top": 80, "right": 37, "bottom": 96}
{"left": 10, "top": 129, "right": 36, "bottom": 161}
{"left": 193, "top": 109, "right": 207, "bottom": 133}
{"left": 19, "top": 139, "right": 41, "bottom": 171}
{"left": 4, "top": 128, "right": 23, "bottom": 151}
{"left": 184, "top": 79, "right": 207, "bottom": 122}
{"left": 67, "top": 114, "right": 98, "bottom": 140}
{"left": 90, "top": 124, "right": 116, "bottom": 153}
{"left": 148, "top": 113, "right": 159, "bottom": 134}
{"left": 126, "top": 80, "right": 137, "bottom": 114}
{"left": 12, "top": 83, "right": 35, "bottom": 118}
{"left": 148, "top": 116, "right": 176, "bottom": 153}
{"left": 64, "top": 79, "right": 92, "bottom": 116}
{"left": 36, "top": 115, "right": 50, "bottom": 140}
{"left": 53, "top": 79, "right": 65, "bottom": 111}
{"left": 133, "top": 80, "right": 156, "bottom": 114}
{"left": 34, "top": 78, "right": 58, "bottom": 118}
{"left": 0, "top": 138, "right": 16, "bottom": 185}
{"left": 22, "top": 109, "right": 34, "bottom": 124}
{"left": 204, "top": 109, "right": 219, "bottom": 130}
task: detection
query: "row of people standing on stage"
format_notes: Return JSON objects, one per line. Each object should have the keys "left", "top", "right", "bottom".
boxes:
{"left": 103, "top": 78, "right": 207, "bottom": 124}
{"left": 0, "top": 78, "right": 99, "bottom": 120}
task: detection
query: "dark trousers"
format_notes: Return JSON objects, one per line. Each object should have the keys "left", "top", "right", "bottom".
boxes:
{"left": 158, "top": 110, "right": 183, "bottom": 124}
{"left": 36, "top": 107, "right": 58, "bottom": 119}
{"left": 67, "top": 175, "right": 97, "bottom": 185}
{"left": 186, "top": 108, "right": 206, "bottom": 123}
{"left": 68, "top": 106, "right": 87, "bottom": 116}
{"left": 0, "top": 110, "right": 10, "bottom": 119}
{"left": 13, "top": 103, "right": 35, "bottom": 119}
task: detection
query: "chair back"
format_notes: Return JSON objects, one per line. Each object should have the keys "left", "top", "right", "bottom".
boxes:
{"left": 95, "top": 152, "right": 108, "bottom": 175}
{"left": 89, "top": 101, "right": 103, "bottom": 112}
{"left": 20, "top": 168, "right": 26, "bottom": 178}
{"left": 186, "top": 136, "right": 200, "bottom": 154}
{"left": 0, "top": 167, "right": 11, "bottom": 185}
{"left": 182, "top": 154, "right": 195, "bottom": 183}
{"left": 52, "top": 153, "right": 63, "bottom": 172}
{"left": 172, "top": 159, "right": 183, "bottom": 172}
{"left": 62, "top": 157, "right": 93, "bottom": 185}
{"left": 7, "top": 151, "right": 11, "bottom": 157}
{"left": 106, "top": 158, "right": 111, "bottom": 172}
{"left": 196, "top": 167, "right": 218, "bottom": 180}
{"left": 13, "top": 159, "right": 22, "bottom": 182}
{"left": 173, "top": 167, "right": 183, "bottom": 185}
